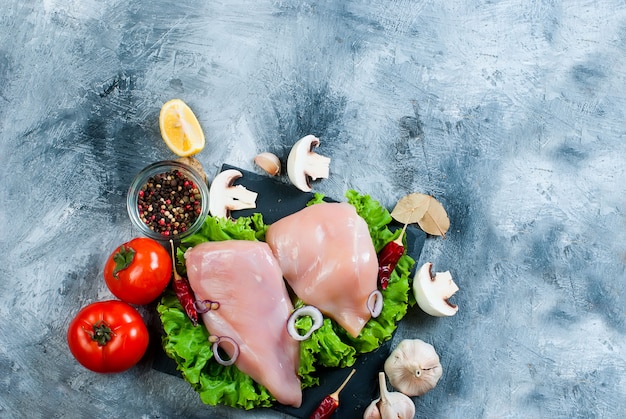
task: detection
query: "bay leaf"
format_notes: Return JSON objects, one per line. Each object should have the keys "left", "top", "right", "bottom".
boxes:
{"left": 390, "top": 193, "right": 430, "bottom": 225}
{"left": 417, "top": 197, "right": 450, "bottom": 237}
{"left": 391, "top": 192, "right": 450, "bottom": 237}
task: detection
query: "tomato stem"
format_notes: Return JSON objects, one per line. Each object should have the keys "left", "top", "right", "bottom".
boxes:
{"left": 112, "top": 245, "right": 136, "bottom": 279}
{"left": 84, "top": 321, "right": 115, "bottom": 346}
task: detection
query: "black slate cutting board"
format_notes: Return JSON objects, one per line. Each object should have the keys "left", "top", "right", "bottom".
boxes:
{"left": 150, "top": 164, "right": 426, "bottom": 418}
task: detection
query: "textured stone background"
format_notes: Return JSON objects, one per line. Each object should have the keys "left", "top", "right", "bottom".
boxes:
{"left": 1, "top": 1, "right": 625, "bottom": 418}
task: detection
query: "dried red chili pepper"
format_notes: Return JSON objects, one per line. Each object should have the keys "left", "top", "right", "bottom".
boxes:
{"left": 169, "top": 240, "right": 199, "bottom": 326}
{"left": 377, "top": 225, "right": 407, "bottom": 290}
{"left": 309, "top": 369, "right": 356, "bottom": 419}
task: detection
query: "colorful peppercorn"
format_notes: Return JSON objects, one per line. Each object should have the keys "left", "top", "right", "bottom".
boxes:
{"left": 137, "top": 169, "right": 202, "bottom": 238}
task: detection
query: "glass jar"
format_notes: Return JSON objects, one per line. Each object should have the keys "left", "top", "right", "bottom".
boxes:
{"left": 127, "top": 160, "right": 209, "bottom": 242}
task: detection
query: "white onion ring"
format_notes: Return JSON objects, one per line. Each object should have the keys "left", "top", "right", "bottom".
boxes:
{"left": 194, "top": 299, "right": 220, "bottom": 313}
{"left": 367, "top": 290, "right": 384, "bottom": 318}
{"left": 209, "top": 335, "right": 239, "bottom": 366}
{"left": 287, "top": 305, "right": 324, "bottom": 341}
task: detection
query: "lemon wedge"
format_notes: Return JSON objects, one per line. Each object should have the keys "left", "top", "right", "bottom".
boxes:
{"left": 159, "top": 99, "right": 205, "bottom": 157}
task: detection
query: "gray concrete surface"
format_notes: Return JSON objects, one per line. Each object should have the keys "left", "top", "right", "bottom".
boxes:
{"left": 1, "top": 1, "right": 625, "bottom": 418}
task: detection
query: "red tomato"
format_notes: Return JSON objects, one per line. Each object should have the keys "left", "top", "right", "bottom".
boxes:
{"left": 67, "top": 300, "right": 149, "bottom": 373}
{"left": 104, "top": 237, "right": 171, "bottom": 305}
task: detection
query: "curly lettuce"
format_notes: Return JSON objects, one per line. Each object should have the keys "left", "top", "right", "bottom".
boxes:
{"left": 157, "top": 190, "right": 416, "bottom": 409}
{"left": 158, "top": 294, "right": 274, "bottom": 409}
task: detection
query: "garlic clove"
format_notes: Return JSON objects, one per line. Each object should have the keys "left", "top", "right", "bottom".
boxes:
{"left": 254, "top": 152, "right": 281, "bottom": 176}
{"left": 363, "top": 372, "right": 416, "bottom": 419}
{"left": 363, "top": 397, "right": 382, "bottom": 419}
{"left": 384, "top": 339, "right": 442, "bottom": 397}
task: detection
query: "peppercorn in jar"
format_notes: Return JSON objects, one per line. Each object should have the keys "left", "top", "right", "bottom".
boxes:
{"left": 127, "top": 161, "right": 209, "bottom": 241}
{"left": 138, "top": 169, "right": 202, "bottom": 237}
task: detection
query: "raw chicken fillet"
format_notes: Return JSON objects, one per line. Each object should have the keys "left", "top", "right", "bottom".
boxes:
{"left": 266, "top": 202, "right": 379, "bottom": 338}
{"left": 185, "top": 240, "right": 302, "bottom": 407}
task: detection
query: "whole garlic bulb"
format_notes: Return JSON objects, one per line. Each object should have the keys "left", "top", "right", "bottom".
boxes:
{"left": 363, "top": 372, "right": 416, "bottom": 419}
{"left": 384, "top": 339, "right": 442, "bottom": 397}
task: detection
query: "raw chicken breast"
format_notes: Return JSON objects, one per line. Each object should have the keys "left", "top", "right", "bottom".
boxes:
{"left": 185, "top": 240, "right": 302, "bottom": 407}
{"left": 266, "top": 202, "right": 378, "bottom": 338}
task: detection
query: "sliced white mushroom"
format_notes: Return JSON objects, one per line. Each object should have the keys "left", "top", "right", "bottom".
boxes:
{"left": 208, "top": 169, "right": 258, "bottom": 219}
{"left": 286, "top": 135, "right": 331, "bottom": 192}
{"left": 412, "top": 262, "right": 459, "bottom": 317}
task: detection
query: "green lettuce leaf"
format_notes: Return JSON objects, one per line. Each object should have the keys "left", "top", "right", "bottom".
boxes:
{"left": 296, "top": 317, "right": 357, "bottom": 388}
{"left": 183, "top": 212, "right": 267, "bottom": 245}
{"left": 158, "top": 292, "right": 274, "bottom": 409}
{"left": 157, "top": 190, "right": 416, "bottom": 409}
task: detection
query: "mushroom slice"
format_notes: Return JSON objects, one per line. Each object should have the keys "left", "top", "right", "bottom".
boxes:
{"left": 208, "top": 169, "right": 258, "bottom": 219}
{"left": 287, "top": 135, "right": 331, "bottom": 192}
{"left": 412, "top": 262, "right": 459, "bottom": 317}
